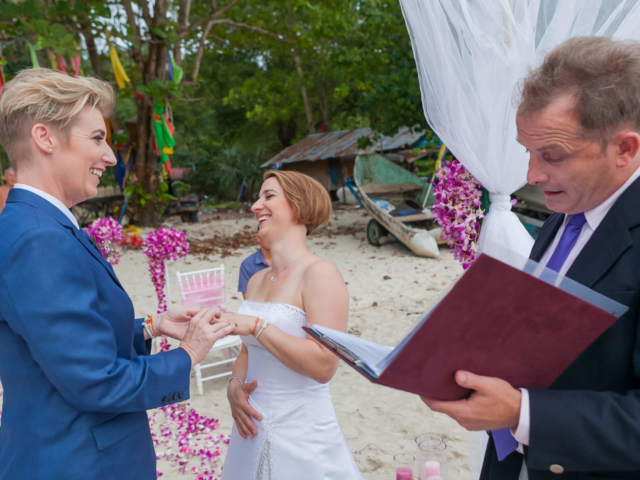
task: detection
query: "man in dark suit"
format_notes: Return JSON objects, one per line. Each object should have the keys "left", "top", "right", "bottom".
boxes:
{"left": 422, "top": 37, "right": 640, "bottom": 479}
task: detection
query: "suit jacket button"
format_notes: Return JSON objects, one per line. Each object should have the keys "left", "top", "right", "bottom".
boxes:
{"left": 178, "top": 391, "right": 184, "bottom": 400}
{"left": 549, "top": 464, "right": 564, "bottom": 474}
{"left": 162, "top": 396, "right": 169, "bottom": 404}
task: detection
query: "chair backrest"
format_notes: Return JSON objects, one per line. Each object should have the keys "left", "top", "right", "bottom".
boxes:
{"left": 176, "top": 265, "right": 226, "bottom": 310}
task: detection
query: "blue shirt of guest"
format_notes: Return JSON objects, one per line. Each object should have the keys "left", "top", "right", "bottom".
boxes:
{"left": 238, "top": 249, "right": 270, "bottom": 293}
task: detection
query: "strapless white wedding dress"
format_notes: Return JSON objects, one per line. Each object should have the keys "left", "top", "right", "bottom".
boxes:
{"left": 221, "top": 300, "right": 363, "bottom": 480}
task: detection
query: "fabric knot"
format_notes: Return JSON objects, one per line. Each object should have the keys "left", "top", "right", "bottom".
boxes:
{"left": 489, "top": 193, "right": 513, "bottom": 212}
{"left": 567, "top": 212, "right": 587, "bottom": 229}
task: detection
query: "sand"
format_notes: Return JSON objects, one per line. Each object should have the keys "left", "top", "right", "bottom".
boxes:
{"left": 0, "top": 208, "right": 473, "bottom": 479}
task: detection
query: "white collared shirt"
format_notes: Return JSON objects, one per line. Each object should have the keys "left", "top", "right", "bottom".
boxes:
{"left": 14, "top": 184, "right": 80, "bottom": 229}
{"left": 511, "top": 165, "right": 640, "bottom": 479}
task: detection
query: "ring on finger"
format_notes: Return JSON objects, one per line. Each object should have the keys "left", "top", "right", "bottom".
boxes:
{"left": 209, "top": 318, "right": 215, "bottom": 325}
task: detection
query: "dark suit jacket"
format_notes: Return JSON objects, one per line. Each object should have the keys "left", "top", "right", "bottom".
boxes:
{"left": 480, "top": 176, "right": 640, "bottom": 480}
{"left": 0, "top": 189, "right": 192, "bottom": 480}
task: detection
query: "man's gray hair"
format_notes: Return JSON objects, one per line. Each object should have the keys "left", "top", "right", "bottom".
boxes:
{"left": 518, "top": 36, "right": 640, "bottom": 147}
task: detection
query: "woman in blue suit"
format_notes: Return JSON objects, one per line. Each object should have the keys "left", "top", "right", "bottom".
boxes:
{"left": 0, "top": 69, "right": 236, "bottom": 479}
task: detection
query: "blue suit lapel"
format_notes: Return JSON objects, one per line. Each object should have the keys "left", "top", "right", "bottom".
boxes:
{"left": 73, "top": 228, "right": 124, "bottom": 290}
{"left": 566, "top": 176, "right": 640, "bottom": 289}
{"left": 7, "top": 188, "right": 124, "bottom": 290}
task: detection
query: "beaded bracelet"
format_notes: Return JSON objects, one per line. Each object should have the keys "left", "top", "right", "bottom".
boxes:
{"left": 250, "top": 317, "right": 260, "bottom": 336}
{"left": 143, "top": 314, "right": 159, "bottom": 339}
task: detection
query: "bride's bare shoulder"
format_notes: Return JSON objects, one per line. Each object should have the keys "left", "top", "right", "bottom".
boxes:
{"left": 302, "top": 257, "right": 344, "bottom": 283}
{"left": 246, "top": 267, "right": 270, "bottom": 295}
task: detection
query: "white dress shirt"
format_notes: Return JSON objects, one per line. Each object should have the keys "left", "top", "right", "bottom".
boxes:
{"left": 14, "top": 184, "right": 79, "bottom": 229}
{"left": 510, "top": 165, "right": 640, "bottom": 479}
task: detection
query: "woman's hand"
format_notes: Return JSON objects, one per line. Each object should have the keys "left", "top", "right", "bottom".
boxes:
{"left": 216, "top": 312, "right": 258, "bottom": 337}
{"left": 179, "top": 308, "right": 236, "bottom": 367}
{"left": 228, "top": 379, "right": 262, "bottom": 439}
{"left": 155, "top": 307, "right": 202, "bottom": 340}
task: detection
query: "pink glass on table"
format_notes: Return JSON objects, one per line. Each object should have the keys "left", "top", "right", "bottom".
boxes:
{"left": 396, "top": 467, "right": 413, "bottom": 480}
{"left": 425, "top": 461, "right": 440, "bottom": 478}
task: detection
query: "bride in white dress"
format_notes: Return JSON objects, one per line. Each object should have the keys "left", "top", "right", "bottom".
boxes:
{"left": 215, "top": 170, "right": 363, "bottom": 480}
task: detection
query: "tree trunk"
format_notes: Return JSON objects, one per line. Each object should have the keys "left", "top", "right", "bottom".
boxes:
{"left": 80, "top": 26, "right": 104, "bottom": 79}
{"left": 134, "top": 0, "right": 171, "bottom": 226}
{"left": 318, "top": 84, "right": 330, "bottom": 131}
{"left": 293, "top": 51, "right": 315, "bottom": 134}
{"left": 174, "top": 0, "right": 192, "bottom": 66}
{"left": 286, "top": 4, "right": 315, "bottom": 135}
{"left": 276, "top": 116, "right": 298, "bottom": 149}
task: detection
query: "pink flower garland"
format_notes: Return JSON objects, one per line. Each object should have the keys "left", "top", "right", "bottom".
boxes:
{"left": 84, "top": 217, "right": 124, "bottom": 265}
{"left": 142, "top": 228, "right": 190, "bottom": 315}
{"left": 142, "top": 228, "right": 190, "bottom": 352}
{"left": 149, "top": 402, "right": 228, "bottom": 479}
{"left": 432, "top": 159, "right": 485, "bottom": 269}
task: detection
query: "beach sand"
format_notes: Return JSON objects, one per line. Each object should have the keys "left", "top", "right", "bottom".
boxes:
{"left": 0, "top": 208, "right": 472, "bottom": 479}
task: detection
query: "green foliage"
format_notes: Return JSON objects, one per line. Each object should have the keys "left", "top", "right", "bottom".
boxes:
{"left": 137, "top": 79, "right": 184, "bottom": 104}
{"left": 357, "top": 136, "right": 374, "bottom": 150}
{"left": 0, "top": 0, "right": 430, "bottom": 207}
{"left": 218, "top": 0, "right": 425, "bottom": 140}
{"left": 413, "top": 159, "right": 437, "bottom": 179}
{"left": 156, "top": 181, "right": 177, "bottom": 204}
{"left": 170, "top": 180, "right": 193, "bottom": 198}
{"left": 183, "top": 147, "right": 265, "bottom": 201}
{"left": 124, "top": 182, "right": 152, "bottom": 207}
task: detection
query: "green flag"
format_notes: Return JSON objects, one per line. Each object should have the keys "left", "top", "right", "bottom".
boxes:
{"left": 28, "top": 43, "right": 40, "bottom": 68}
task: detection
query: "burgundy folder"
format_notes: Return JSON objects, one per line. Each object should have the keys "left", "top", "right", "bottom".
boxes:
{"left": 304, "top": 253, "right": 624, "bottom": 400}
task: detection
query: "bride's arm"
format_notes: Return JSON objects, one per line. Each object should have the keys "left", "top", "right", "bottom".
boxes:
{"left": 227, "top": 343, "right": 263, "bottom": 439}
{"left": 251, "top": 261, "right": 348, "bottom": 384}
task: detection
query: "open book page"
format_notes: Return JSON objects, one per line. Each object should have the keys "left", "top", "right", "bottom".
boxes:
{"left": 311, "top": 325, "right": 393, "bottom": 376}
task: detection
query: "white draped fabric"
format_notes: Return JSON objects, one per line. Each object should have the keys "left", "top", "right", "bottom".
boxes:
{"left": 399, "top": 0, "right": 640, "bottom": 259}
{"left": 398, "top": 1, "right": 640, "bottom": 478}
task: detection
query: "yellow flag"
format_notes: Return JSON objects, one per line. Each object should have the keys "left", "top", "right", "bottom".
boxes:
{"left": 109, "top": 44, "right": 130, "bottom": 89}
{"left": 435, "top": 143, "right": 447, "bottom": 171}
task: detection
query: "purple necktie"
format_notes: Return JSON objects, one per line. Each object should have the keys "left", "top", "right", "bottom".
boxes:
{"left": 492, "top": 213, "right": 586, "bottom": 461}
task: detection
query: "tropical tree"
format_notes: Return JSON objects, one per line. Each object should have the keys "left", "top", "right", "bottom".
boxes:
{"left": 223, "top": 0, "right": 426, "bottom": 142}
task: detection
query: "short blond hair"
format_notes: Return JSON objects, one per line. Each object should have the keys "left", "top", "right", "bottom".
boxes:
{"left": 0, "top": 68, "right": 115, "bottom": 165}
{"left": 264, "top": 170, "right": 332, "bottom": 235}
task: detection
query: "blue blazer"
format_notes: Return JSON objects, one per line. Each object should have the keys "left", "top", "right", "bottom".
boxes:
{"left": 0, "top": 189, "right": 192, "bottom": 480}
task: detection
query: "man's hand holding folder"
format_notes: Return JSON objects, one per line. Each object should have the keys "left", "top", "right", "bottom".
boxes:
{"left": 421, "top": 371, "right": 522, "bottom": 431}
{"left": 304, "top": 249, "right": 628, "bottom": 418}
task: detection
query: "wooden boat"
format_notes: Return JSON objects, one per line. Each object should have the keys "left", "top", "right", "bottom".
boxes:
{"left": 353, "top": 153, "right": 441, "bottom": 258}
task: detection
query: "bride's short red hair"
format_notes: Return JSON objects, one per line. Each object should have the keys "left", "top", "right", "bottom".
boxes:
{"left": 263, "top": 170, "right": 332, "bottom": 235}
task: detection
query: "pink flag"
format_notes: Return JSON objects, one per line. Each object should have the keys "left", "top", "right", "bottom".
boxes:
{"left": 70, "top": 55, "right": 81, "bottom": 78}
{"left": 55, "top": 54, "right": 68, "bottom": 74}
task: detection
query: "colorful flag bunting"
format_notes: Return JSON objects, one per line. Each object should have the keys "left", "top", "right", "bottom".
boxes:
{"left": 70, "top": 55, "right": 81, "bottom": 77}
{"left": 109, "top": 43, "right": 130, "bottom": 89}
{"left": 153, "top": 103, "right": 176, "bottom": 163}
{"left": 0, "top": 57, "right": 4, "bottom": 98}
{"left": 47, "top": 49, "right": 58, "bottom": 71}
{"left": 55, "top": 54, "right": 68, "bottom": 74}
{"left": 167, "top": 51, "right": 183, "bottom": 85}
{"left": 28, "top": 43, "right": 40, "bottom": 68}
